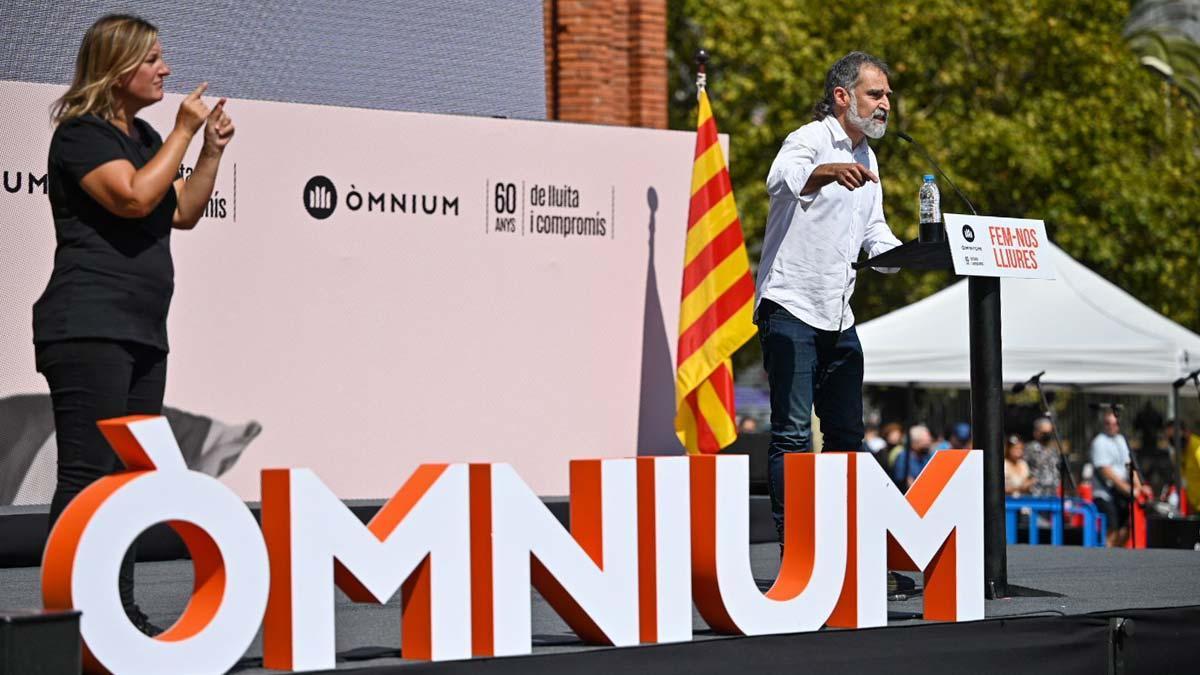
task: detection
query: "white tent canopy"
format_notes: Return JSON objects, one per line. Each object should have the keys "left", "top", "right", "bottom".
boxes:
{"left": 857, "top": 242, "right": 1200, "bottom": 395}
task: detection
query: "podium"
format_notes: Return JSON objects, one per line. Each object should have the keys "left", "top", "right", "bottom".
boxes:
{"left": 855, "top": 236, "right": 1010, "bottom": 599}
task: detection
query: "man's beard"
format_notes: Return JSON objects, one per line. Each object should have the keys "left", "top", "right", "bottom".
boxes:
{"left": 848, "top": 94, "right": 887, "bottom": 139}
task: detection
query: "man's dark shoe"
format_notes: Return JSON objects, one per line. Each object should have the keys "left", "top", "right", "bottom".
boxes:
{"left": 887, "top": 571, "right": 917, "bottom": 599}
{"left": 127, "top": 606, "right": 164, "bottom": 637}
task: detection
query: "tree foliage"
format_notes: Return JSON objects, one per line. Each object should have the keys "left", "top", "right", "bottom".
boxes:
{"left": 668, "top": 0, "right": 1200, "bottom": 373}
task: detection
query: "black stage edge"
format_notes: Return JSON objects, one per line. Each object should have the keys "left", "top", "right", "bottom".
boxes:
{"left": 0, "top": 497, "right": 778, "bottom": 567}
{"left": 323, "top": 605, "right": 1200, "bottom": 675}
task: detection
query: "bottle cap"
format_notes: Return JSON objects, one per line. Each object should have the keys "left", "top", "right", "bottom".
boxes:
{"left": 923, "top": 174, "right": 936, "bottom": 182}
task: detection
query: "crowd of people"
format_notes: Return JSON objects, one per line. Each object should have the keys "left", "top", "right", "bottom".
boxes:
{"left": 856, "top": 408, "right": 1199, "bottom": 548}
{"left": 741, "top": 392, "right": 1198, "bottom": 550}
{"left": 858, "top": 417, "right": 1069, "bottom": 498}
{"left": 861, "top": 421, "right": 980, "bottom": 490}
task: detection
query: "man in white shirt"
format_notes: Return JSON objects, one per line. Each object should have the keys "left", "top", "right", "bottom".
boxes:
{"left": 756, "top": 51, "right": 901, "bottom": 543}
{"left": 1090, "top": 409, "right": 1151, "bottom": 547}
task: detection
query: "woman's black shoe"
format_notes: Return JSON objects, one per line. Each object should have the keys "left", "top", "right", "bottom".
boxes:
{"left": 887, "top": 571, "right": 918, "bottom": 599}
{"left": 127, "top": 607, "right": 164, "bottom": 637}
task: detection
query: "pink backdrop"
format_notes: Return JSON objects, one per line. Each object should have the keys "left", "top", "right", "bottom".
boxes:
{"left": 0, "top": 80, "right": 710, "bottom": 498}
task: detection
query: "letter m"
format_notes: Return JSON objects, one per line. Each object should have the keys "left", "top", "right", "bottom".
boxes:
{"left": 828, "top": 451, "right": 983, "bottom": 628}
{"left": 261, "top": 465, "right": 470, "bottom": 671}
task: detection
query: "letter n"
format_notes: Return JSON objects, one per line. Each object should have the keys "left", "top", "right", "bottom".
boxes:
{"left": 469, "top": 460, "right": 638, "bottom": 656}
{"left": 636, "top": 457, "right": 691, "bottom": 643}
{"left": 827, "top": 451, "right": 983, "bottom": 628}
{"left": 261, "top": 464, "right": 471, "bottom": 670}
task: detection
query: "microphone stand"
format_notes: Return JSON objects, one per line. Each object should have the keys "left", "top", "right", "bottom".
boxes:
{"left": 895, "top": 131, "right": 978, "bottom": 216}
{"left": 1031, "top": 380, "right": 1078, "bottom": 540}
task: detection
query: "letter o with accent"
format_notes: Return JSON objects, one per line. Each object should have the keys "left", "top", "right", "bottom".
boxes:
{"left": 42, "top": 416, "right": 269, "bottom": 675}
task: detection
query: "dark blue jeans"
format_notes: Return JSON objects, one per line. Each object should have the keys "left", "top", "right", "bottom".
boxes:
{"left": 36, "top": 339, "right": 167, "bottom": 616}
{"left": 757, "top": 300, "right": 865, "bottom": 541}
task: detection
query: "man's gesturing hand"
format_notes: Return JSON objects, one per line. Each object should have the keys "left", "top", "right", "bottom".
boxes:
{"left": 824, "top": 162, "right": 878, "bottom": 190}
{"left": 800, "top": 162, "right": 880, "bottom": 195}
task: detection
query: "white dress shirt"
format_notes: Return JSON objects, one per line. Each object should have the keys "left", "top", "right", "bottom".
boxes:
{"left": 1089, "top": 432, "right": 1131, "bottom": 502}
{"left": 756, "top": 115, "right": 901, "bottom": 331}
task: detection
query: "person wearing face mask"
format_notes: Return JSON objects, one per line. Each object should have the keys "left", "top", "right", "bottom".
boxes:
{"left": 33, "top": 14, "right": 234, "bottom": 635}
{"left": 1024, "top": 417, "right": 1061, "bottom": 497}
{"left": 755, "top": 51, "right": 903, "bottom": 589}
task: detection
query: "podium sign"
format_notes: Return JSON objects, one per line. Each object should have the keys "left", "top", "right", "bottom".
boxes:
{"left": 944, "top": 214, "right": 1055, "bottom": 280}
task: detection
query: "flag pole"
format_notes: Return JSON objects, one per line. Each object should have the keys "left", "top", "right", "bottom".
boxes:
{"left": 676, "top": 45, "right": 756, "bottom": 454}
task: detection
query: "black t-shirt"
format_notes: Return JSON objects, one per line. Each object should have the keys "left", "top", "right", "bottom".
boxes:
{"left": 33, "top": 114, "right": 177, "bottom": 352}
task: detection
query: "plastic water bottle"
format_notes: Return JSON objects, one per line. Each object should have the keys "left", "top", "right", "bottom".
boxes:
{"left": 919, "top": 175, "right": 941, "bottom": 223}
{"left": 918, "top": 174, "right": 942, "bottom": 242}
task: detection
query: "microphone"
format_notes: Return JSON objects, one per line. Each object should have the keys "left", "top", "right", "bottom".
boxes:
{"left": 894, "top": 130, "right": 979, "bottom": 216}
{"left": 1011, "top": 370, "right": 1046, "bottom": 394}
{"left": 1173, "top": 368, "right": 1200, "bottom": 388}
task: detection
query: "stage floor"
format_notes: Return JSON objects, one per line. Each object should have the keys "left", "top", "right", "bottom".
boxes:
{"left": 2, "top": 544, "right": 1197, "bottom": 673}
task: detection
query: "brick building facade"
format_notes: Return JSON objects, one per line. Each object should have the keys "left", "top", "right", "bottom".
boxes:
{"left": 543, "top": 0, "right": 668, "bottom": 129}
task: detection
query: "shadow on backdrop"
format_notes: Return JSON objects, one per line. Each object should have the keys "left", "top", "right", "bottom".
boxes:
{"left": 636, "top": 187, "right": 684, "bottom": 455}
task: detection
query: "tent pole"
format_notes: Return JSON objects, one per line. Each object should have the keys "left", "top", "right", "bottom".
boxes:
{"left": 969, "top": 276, "right": 1007, "bottom": 599}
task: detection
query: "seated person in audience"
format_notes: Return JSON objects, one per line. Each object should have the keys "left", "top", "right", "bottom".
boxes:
{"left": 1090, "top": 410, "right": 1152, "bottom": 547}
{"left": 861, "top": 421, "right": 888, "bottom": 469}
{"left": 738, "top": 416, "right": 760, "bottom": 434}
{"left": 881, "top": 422, "right": 904, "bottom": 471}
{"left": 932, "top": 422, "right": 971, "bottom": 451}
{"left": 1004, "top": 434, "right": 1034, "bottom": 497}
{"left": 861, "top": 421, "right": 885, "bottom": 453}
{"left": 1023, "top": 417, "right": 1060, "bottom": 497}
{"left": 891, "top": 424, "right": 934, "bottom": 489}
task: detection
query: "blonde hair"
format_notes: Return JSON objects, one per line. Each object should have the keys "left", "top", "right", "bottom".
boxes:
{"left": 52, "top": 14, "right": 159, "bottom": 124}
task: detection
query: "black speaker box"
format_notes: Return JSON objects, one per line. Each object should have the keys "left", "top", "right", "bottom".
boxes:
{"left": 1146, "top": 516, "right": 1200, "bottom": 549}
{"left": 0, "top": 609, "right": 80, "bottom": 675}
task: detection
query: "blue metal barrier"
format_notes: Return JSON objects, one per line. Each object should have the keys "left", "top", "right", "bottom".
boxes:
{"left": 1004, "top": 497, "right": 1108, "bottom": 547}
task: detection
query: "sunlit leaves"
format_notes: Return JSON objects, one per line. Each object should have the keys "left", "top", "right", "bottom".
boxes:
{"left": 668, "top": 0, "right": 1200, "bottom": 366}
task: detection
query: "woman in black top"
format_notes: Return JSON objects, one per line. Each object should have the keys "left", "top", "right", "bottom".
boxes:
{"left": 34, "top": 14, "right": 235, "bottom": 635}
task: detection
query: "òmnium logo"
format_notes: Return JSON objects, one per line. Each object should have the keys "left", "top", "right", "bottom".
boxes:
{"left": 304, "top": 176, "right": 337, "bottom": 219}
{"left": 304, "top": 175, "right": 460, "bottom": 221}
{"left": 962, "top": 224, "right": 975, "bottom": 242}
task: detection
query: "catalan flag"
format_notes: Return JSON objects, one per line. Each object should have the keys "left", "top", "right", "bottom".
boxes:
{"left": 674, "top": 88, "right": 757, "bottom": 455}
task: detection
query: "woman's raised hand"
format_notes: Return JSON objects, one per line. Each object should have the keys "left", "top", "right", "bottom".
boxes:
{"left": 175, "top": 82, "right": 211, "bottom": 135}
{"left": 202, "top": 98, "right": 235, "bottom": 153}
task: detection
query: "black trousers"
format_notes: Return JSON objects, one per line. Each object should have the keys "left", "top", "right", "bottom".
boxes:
{"left": 36, "top": 339, "right": 167, "bottom": 614}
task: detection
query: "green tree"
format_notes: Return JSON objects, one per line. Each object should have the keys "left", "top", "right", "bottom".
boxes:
{"left": 668, "top": 0, "right": 1200, "bottom": 373}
